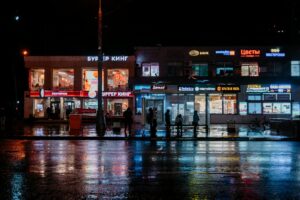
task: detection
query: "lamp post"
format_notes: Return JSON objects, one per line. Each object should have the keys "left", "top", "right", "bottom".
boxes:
{"left": 96, "top": 0, "right": 105, "bottom": 134}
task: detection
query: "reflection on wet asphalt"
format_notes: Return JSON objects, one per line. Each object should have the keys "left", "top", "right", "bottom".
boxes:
{"left": 0, "top": 140, "right": 300, "bottom": 199}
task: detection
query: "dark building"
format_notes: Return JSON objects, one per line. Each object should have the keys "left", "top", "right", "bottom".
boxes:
{"left": 133, "top": 46, "right": 300, "bottom": 125}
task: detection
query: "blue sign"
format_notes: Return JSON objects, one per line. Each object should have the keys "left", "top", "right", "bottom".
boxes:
{"left": 215, "top": 50, "right": 235, "bottom": 56}
{"left": 265, "top": 53, "right": 285, "bottom": 57}
{"left": 134, "top": 85, "right": 151, "bottom": 90}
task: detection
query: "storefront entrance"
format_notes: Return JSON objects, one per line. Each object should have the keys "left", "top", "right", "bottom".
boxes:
{"left": 195, "top": 94, "right": 207, "bottom": 125}
{"left": 50, "top": 101, "right": 61, "bottom": 119}
{"left": 144, "top": 99, "right": 164, "bottom": 124}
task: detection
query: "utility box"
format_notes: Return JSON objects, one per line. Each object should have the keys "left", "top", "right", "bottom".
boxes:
{"left": 69, "top": 114, "right": 82, "bottom": 129}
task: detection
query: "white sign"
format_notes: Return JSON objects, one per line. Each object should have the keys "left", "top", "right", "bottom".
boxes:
{"left": 87, "top": 56, "right": 128, "bottom": 62}
{"left": 102, "top": 92, "right": 133, "bottom": 97}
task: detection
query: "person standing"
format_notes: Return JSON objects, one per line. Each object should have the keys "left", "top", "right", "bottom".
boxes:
{"left": 123, "top": 107, "right": 133, "bottom": 137}
{"left": 192, "top": 110, "right": 200, "bottom": 138}
{"left": 175, "top": 114, "right": 183, "bottom": 137}
{"left": 165, "top": 109, "right": 171, "bottom": 138}
{"left": 0, "top": 108, "right": 6, "bottom": 131}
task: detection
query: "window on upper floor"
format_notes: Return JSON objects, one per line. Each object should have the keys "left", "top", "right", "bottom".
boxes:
{"left": 30, "top": 69, "right": 45, "bottom": 91}
{"left": 82, "top": 69, "right": 104, "bottom": 92}
{"left": 167, "top": 62, "right": 183, "bottom": 76}
{"left": 241, "top": 63, "right": 259, "bottom": 76}
{"left": 291, "top": 61, "right": 300, "bottom": 76}
{"left": 142, "top": 62, "right": 159, "bottom": 77}
{"left": 53, "top": 69, "right": 74, "bottom": 90}
{"left": 107, "top": 69, "right": 129, "bottom": 91}
{"left": 192, "top": 63, "right": 208, "bottom": 76}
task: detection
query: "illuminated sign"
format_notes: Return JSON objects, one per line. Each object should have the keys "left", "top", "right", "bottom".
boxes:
{"left": 265, "top": 48, "right": 285, "bottom": 57}
{"left": 134, "top": 85, "right": 151, "bottom": 90}
{"left": 240, "top": 49, "right": 261, "bottom": 57}
{"left": 195, "top": 85, "right": 215, "bottom": 91}
{"left": 88, "top": 90, "right": 97, "bottom": 98}
{"left": 39, "top": 89, "right": 45, "bottom": 97}
{"left": 102, "top": 92, "right": 133, "bottom": 97}
{"left": 189, "top": 50, "right": 199, "bottom": 56}
{"left": 215, "top": 50, "right": 235, "bottom": 56}
{"left": 87, "top": 56, "right": 128, "bottom": 62}
{"left": 246, "top": 84, "right": 269, "bottom": 93}
{"left": 216, "top": 85, "right": 240, "bottom": 92}
{"left": 178, "top": 86, "right": 194, "bottom": 92}
{"left": 189, "top": 50, "right": 209, "bottom": 56}
{"left": 151, "top": 85, "right": 166, "bottom": 90}
{"left": 269, "top": 84, "right": 291, "bottom": 93}
{"left": 29, "top": 91, "right": 134, "bottom": 98}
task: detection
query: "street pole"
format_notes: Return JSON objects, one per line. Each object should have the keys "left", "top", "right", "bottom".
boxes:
{"left": 96, "top": 0, "right": 105, "bottom": 134}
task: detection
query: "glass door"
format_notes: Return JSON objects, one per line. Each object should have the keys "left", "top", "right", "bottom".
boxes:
{"left": 195, "top": 94, "right": 206, "bottom": 125}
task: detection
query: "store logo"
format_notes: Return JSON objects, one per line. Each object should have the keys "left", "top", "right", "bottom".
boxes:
{"left": 88, "top": 90, "right": 97, "bottom": 98}
{"left": 189, "top": 50, "right": 199, "bottom": 56}
{"left": 102, "top": 92, "right": 133, "bottom": 97}
{"left": 87, "top": 56, "right": 128, "bottom": 62}
{"left": 215, "top": 50, "right": 235, "bottom": 56}
{"left": 216, "top": 85, "right": 240, "bottom": 92}
{"left": 152, "top": 85, "right": 166, "bottom": 90}
{"left": 240, "top": 49, "right": 261, "bottom": 57}
{"left": 178, "top": 86, "right": 194, "bottom": 92}
{"left": 39, "top": 89, "right": 45, "bottom": 98}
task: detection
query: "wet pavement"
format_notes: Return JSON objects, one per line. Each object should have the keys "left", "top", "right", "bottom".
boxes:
{"left": 0, "top": 140, "right": 300, "bottom": 199}
{"left": 0, "top": 122, "right": 296, "bottom": 140}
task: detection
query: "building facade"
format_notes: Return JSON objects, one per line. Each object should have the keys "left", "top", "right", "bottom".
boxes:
{"left": 24, "top": 55, "right": 135, "bottom": 120}
{"left": 133, "top": 46, "right": 300, "bottom": 124}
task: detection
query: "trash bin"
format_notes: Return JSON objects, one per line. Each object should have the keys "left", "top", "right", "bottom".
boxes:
{"left": 227, "top": 120, "right": 236, "bottom": 133}
{"left": 69, "top": 114, "right": 82, "bottom": 129}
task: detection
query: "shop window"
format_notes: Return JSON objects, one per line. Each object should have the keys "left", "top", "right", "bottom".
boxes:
{"left": 53, "top": 69, "right": 74, "bottom": 90}
{"left": 248, "top": 95, "right": 262, "bottom": 101}
{"left": 241, "top": 63, "right": 259, "bottom": 76}
{"left": 167, "top": 62, "right": 183, "bottom": 76}
{"left": 223, "top": 94, "right": 237, "bottom": 114}
{"left": 263, "top": 94, "right": 276, "bottom": 101}
{"left": 82, "top": 69, "right": 104, "bottom": 92}
{"left": 30, "top": 69, "right": 45, "bottom": 91}
{"left": 142, "top": 63, "right": 159, "bottom": 77}
{"left": 107, "top": 69, "right": 129, "bottom": 91}
{"left": 192, "top": 64, "right": 208, "bottom": 76}
{"left": 239, "top": 102, "right": 247, "bottom": 115}
{"left": 263, "top": 103, "right": 291, "bottom": 114}
{"left": 248, "top": 103, "right": 262, "bottom": 114}
{"left": 216, "top": 67, "right": 233, "bottom": 77}
{"left": 107, "top": 99, "right": 128, "bottom": 116}
{"left": 83, "top": 99, "right": 98, "bottom": 109}
{"left": 33, "top": 99, "right": 48, "bottom": 118}
{"left": 291, "top": 61, "right": 300, "bottom": 76}
{"left": 209, "top": 94, "right": 222, "bottom": 114}
{"left": 292, "top": 102, "right": 300, "bottom": 117}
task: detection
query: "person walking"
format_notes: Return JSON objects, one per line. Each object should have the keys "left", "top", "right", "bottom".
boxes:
{"left": 165, "top": 109, "right": 171, "bottom": 138}
{"left": 123, "top": 107, "right": 133, "bottom": 137}
{"left": 175, "top": 114, "right": 183, "bottom": 137}
{"left": 192, "top": 110, "right": 200, "bottom": 138}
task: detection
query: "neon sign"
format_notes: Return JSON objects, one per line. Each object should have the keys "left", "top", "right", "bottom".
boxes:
{"left": 178, "top": 86, "right": 194, "bottom": 92}
{"left": 102, "top": 92, "right": 133, "bottom": 97}
{"left": 246, "top": 84, "right": 269, "bottom": 93}
{"left": 87, "top": 56, "right": 128, "bottom": 62}
{"left": 240, "top": 49, "right": 261, "bottom": 57}
{"left": 216, "top": 85, "right": 240, "bottom": 92}
{"left": 151, "top": 85, "right": 166, "bottom": 90}
{"left": 265, "top": 48, "right": 285, "bottom": 57}
{"left": 215, "top": 50, "right": 235, "bottom": 56}
{"left": 189, "top": 50, "right": 209, "bottom": 56}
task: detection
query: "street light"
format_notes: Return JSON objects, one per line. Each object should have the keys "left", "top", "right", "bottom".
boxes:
{"left": 96, "top": 0, "right": 105, "bottom": 134}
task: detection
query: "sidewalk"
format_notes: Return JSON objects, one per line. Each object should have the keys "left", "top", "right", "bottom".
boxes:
{"left": 0, "top": 122, "right": 298, "bottom": 141}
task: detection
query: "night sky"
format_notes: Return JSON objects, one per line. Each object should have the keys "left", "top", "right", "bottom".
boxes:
{"left": 0, "top": 0, "right": 299, "bottom": 108}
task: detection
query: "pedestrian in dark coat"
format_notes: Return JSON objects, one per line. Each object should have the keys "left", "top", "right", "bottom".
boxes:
{"left": 123, "top": 107, "right": 133, "bottom": 137}
{"left": 192, "top": 110, "right": 200, "bottom": 138}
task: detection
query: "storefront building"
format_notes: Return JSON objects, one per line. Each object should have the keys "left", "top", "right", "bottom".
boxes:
{"left": 133, "top": 46, "right": 300, "bottom": 124}
{"left": 24, "top": 56, "right": 135, "bottom": 120}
